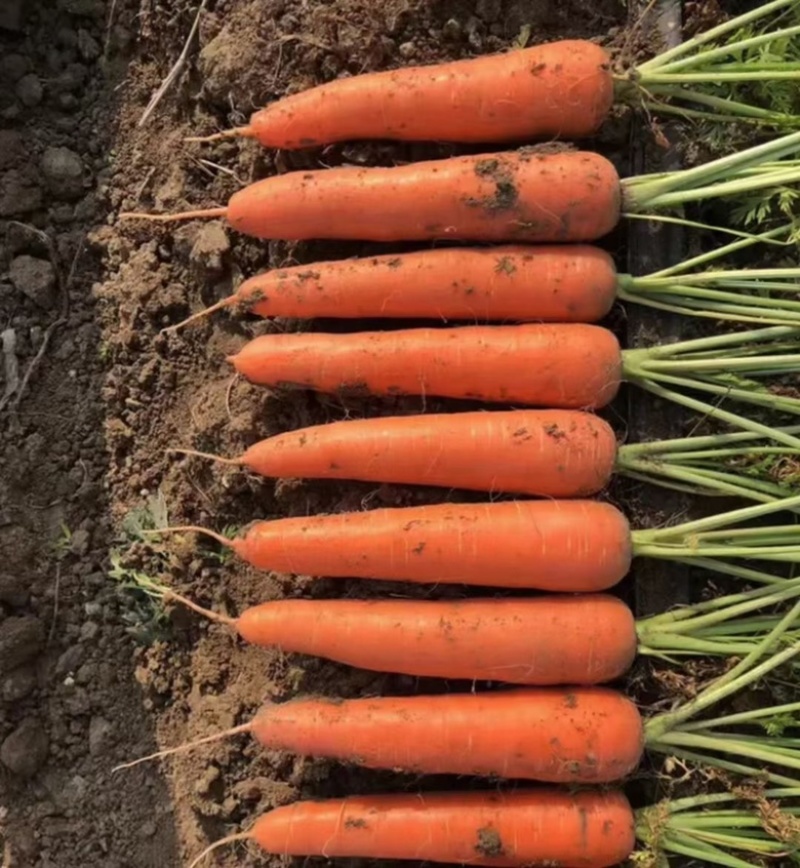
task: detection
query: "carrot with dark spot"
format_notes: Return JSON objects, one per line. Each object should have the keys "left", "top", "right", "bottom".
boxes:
{"left": 186, "top": 788, "right": 636, "bottom": 868}
{"left": 163, "top": 245, "right": 617, "bottom": 333}
{"left": 120, "top": 150, "right": 621, "bottom": 244}
{"left": 123, "top": 133, "right": 800, "bottom": 262}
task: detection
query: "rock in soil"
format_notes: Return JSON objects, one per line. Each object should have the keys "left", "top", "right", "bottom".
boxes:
{"left": 88, "top": 715, "right": 113, "bottom": 756}
{"left": 9, "top": 254, "right": 57, "bottom": 308}
{"left": 190, "top": 222, "right": 230, "bottom": 279}
{"left": 40, "top": 145, "right": 84, "bottom": 199}
{"left": 15, "top": 73, "right": 43, "bottom": 107}
{"left": 2, "top": 665, "right": 37, "bottom": 701}
{"left": 0, "top": 168, "right": 42, "bottom": 215}
{"left": 0, "top": 615, "right": 45, "bottom": 675}
{"left": 0, "top": 572, "right": 30, "bottom": 607}
{"left": 0, "top": 0, "right": 25, "bottom": 31}
{"left": 0, "top": 719, "right": 49, "bottom": 777}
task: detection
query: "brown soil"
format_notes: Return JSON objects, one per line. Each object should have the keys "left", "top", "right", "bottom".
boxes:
{"left": 1, "top": 1, "right": 626, "bottom": 867}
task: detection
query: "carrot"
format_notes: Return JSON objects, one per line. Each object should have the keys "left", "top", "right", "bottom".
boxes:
{"left": 175, "top": 409, "right": 618, "bottom": 498}
{"left": 190, "top": 41, "right": 614, "bottom": 149}
{"left": 227, "top": 324, "right": 800, "bottom": 444}
{"left": 186, "top": 4, "right": 800, "bottom": 154}
{"left": 173, "top": 407, "right": 800, "bottom": 504}
{"left": 155, "top": 500, "right": 633, "bottom": 592}
{"left": 124, "top": 132, "right": 800, "bottom": 245}
{"left": 166, "top": 227, "right": 800, "bottom": 335}
{"left": 229, "top": 323, "right": 623, "bottom": 409}
{"left": 121, "top": 687, "right": 644, "bottom": 783}
{"left": 187, "top": 788, "right": 636, "bottom": 868}
{"left": 166, "top": 244, "right": 618, "bottom": 332}
{"left": 156, "top": 591, "right": 638, "bottom": 686}
{"left": 128, "top": 576, "right": 800, "bottom": 686}
{"left": 150, "top": 494, "right": 800, "bottom": 594}
{"left": 120, "top": 150, "right": 621, "bottom": 243}
{"left": 190, "top": 783, "right": 800, "bottom": 868}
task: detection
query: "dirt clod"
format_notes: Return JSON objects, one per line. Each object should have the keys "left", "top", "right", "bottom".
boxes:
{"left": 475, "top": 826, "right": 505, "bottom": 857}
{"left": 0, "top": 573, "right": 30, "bottom": 607}
{"left": 0, "top": 615, "right": 44, "bottom": 675}
{"left": 9, "top": 254, "right": 57, "bottom": 308}
{"left": 1, "top": 718, "right": 49, "bottom": 777}
{"left": 40, "top": 146, "right": 85, "bottom": 199}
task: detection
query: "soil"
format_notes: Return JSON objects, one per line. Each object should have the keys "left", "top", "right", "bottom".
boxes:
{"left": 0, "top": 1, "right": 650, "bottom": 867}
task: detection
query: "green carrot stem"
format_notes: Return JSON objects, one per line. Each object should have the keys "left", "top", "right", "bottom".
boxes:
{"left": 654, "top": 731, "right": 800, "bottom": 772}
{"left": 650, "top": 22, "right": 800, "bottom": 73}
{"left": 619, "top": 457, "right": 787, "bottom": 503}
{"left": 632, "top": 378, "right": 800, "bottom": 451}
{"left": 624, "top": 130, "right": 800, "bottom": 207}
{"left": 641, "top": 491, "right": 800, "bottom": 539}
{"left": 677, "top": 700, "right": 800, "bottom": 732}
{"left": 646, "top": 224, "right": 795, "bottom": 279}
{"left": 665, "top": 447, "right": 797, "bottom": 462}
{"left": 644, "top": 601, "right": 800, "bottom": 739}
{"left": 622, "top": 425, "right": 800, "bottom": 458}
{"left": 674, "top": 558, "right": 790, "bottom": 585}
{"left": 635, "top": 0, "right": 797, "bottom": 72}
{"left": 656, "top": 744, "right": 800, "bottom": 787}
{"left": 639, "top": 579, "right": 800, "bottom": 635}
{"left": 640, "top": 354, "right": 800, "bottom": 373}
{"left": 632, "top": 165, "right": 800, "bottom": 211}
{"left": 645, "top": 70, "right": 800, "bottom": 83}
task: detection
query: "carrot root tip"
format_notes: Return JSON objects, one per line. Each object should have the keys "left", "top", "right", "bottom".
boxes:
{"left": 187, "top": 832, "right": 251, "bottom": 868}
{"left": 160, "top": 295, "right": 236, "bottom": 333}
{"left": 118, "top": 207, "right": 227, "bottom": 224}
{"left": 113, "top": 722, "right": 253, "bottom": 773}
{"left": 185, "top": 125, "right": 254, "bottom": 144}
{"left": 142, "top": 525, "right": 235, "bottom": 549}
{"left": 168, "top": 447, "right": 240, "bottom": 467}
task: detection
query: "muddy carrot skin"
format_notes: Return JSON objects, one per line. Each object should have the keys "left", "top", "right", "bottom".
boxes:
{"left": 199, "top": 499, "right": 633, "bottom": 591}
{"left": 183, "top": 409, "right": 618, "bottom": 497}
{"left": 228, "top": 150, "right": 621, "bottom": 242}
{"left": 227, "top": 40, "right": 614, "bottom": 148}
{"left": 232, "top": 594, "right": 639, "bottom": 685}
{"left": 229, "top": 323, "right": 623, "bottom": 409}
{"left": 124, "top": 150, "right": 621, "bottom": 244}
{"left": 202, "top": 789, "right": 636, "bottom": 868}
{"left": 180, "top": 244, "right": 618, "bottom": 328}
{"left": 251, "top": 688, "right": 643, "bottom": 783}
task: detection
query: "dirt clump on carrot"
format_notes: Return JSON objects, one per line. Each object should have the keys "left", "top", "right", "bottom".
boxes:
{"left": 120, "top": 150, "right": 622, "bottom": 243}
{"left": 475, "top": 826, "right": 506, "bottom": 858}
{"left": 467, "top": 157, "right": 520, "bottom": 212}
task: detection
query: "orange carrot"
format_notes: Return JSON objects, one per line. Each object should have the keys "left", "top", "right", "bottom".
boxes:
{"left": 124, "top": 687, "right": 644, "bottom": 783}
{"left": 190, "top": 41, "right": 613, "bottom": 149}
{"left": 160, "top": 591, "right": 638, "bottom": 685}
{"left": 229, "top": 323, "right": 622, "bottom": 409}
{"left": 154, "top": 500, "right": 633, "bottom": 592}
{"left": 119, "top": 150, "right": 621, "bottom": 243}
{"left": 252, "top": 688, "right": 644, "bottom": 781}
{"left": 167, "top": 244, "right": 618, "bottom": 332}
{"left": 188, "top": 788, "right": 636, "bottom": 868}
{"left": 175, "top": 409, "right": 618, "bottom": 497}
